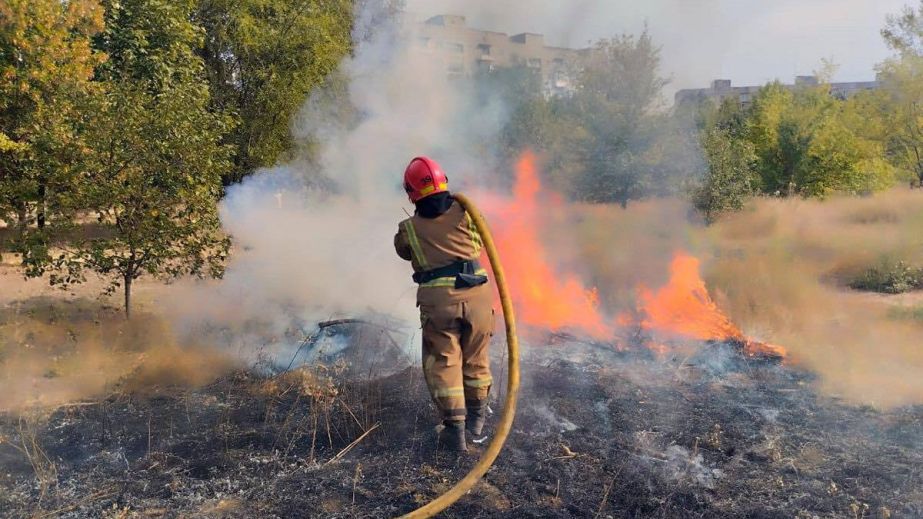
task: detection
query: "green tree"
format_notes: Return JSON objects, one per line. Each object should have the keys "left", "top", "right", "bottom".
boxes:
{"left": 747, "top": 82, "right": 805, "bottom": 196}
{"left": 876, "top": 56, "right": 923, "bottom": 186}
{"left": 746, "top": 81, "right": 892, "bottom": 198}
{"left": 686, "top": 96, "right": 749, "bottom": 137}
{"left": 50, "top": 0, "right": 233, "bottom": 318}
{"left": 572, "top": 30, "right": 669, "bottom": 207}
{"left": 194, "top": 0, "right": 353, "bottom": 184}
{"left": 877, "top": 4, "right": 923, "bottom": 186}
{"left": 494, "top": 30, "right": 683, "bottom": 206}
{"left": 501, "top": 95, "right": 591, "bottom": 195}
{"left": 490, "top": 64, "right": 599, "bottom": 196}
{"left": 882, "top": 1, "right": 923, "bottom": 56}
{"left": 801, "top": 93, "right": 896, "bottom": 195}
{"left": 0, "top": 0, "right": 103, "bottom": 249}
{"left": 692, "top": 127, "right": 758, "bottom": 224}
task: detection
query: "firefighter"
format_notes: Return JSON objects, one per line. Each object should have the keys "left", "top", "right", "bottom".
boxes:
{"left": 394, "top": 156, "right": 494, "bottom": 452}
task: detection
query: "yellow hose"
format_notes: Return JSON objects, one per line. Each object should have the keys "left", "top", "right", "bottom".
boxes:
{"left": 398, "top": 193, "right": 521, "bottom": 519}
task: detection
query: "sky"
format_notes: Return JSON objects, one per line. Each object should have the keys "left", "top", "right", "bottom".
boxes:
{"left": 404, "top": 0, "right": 912, "bottom": 96}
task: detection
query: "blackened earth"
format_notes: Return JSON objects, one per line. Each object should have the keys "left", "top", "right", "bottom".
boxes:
{"left": 1, "top": 339, "right": 921, "bottom": 518}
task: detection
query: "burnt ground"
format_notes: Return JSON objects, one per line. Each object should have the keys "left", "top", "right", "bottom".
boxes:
{"left": 1, "top": 337, "right": 922, "bottom": 518}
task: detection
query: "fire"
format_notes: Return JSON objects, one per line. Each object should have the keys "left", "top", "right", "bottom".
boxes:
{"left": 484, "top": 151, "right": 786, "bottom": 360}
{"left": 486, "top": 151, "right": 612, "bottom": 339}
{"left": 633, "top": 253, "right": 786, "bottom": 358}
{"left": 637, "top": 253, "right": 741, "bottom": 342}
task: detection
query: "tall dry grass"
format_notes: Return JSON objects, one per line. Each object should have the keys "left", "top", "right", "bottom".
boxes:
{"left": 561, "top": 188, "right": 923, "bottom": 407}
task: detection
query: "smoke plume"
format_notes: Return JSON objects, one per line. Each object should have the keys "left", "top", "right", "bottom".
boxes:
{"left": 168, "top": 2, "right": 510, "bottom": 341}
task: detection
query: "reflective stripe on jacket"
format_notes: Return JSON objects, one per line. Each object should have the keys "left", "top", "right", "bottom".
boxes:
{"left": 394, "top": 200, "right": 486, "bottom": 288}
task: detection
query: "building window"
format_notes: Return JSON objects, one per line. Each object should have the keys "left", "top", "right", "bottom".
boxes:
{"left": 553, "top": 70, "right": 570, "bottom": 88}
{"left": 440, "top": 42, "right": 464, "bottom": 53}
{"left": 477, "top": 43, "right": 491, "bottom": 56}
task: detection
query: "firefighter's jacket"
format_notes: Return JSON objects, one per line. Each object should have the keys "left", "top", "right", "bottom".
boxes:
{"left": 393, "top": 200, "right": 489, "bottom": 306}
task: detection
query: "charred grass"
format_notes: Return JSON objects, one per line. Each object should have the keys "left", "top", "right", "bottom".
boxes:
{"left": 1, "top": 343, "right": 922, "bottom": 518}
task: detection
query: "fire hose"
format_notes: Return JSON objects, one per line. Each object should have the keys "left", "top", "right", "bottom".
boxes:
{"left": 398, "top": 193, "right": 521, "bottom": 519}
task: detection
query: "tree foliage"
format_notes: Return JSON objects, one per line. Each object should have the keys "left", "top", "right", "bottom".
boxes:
{"left": 876, "top": 5, "right": 923, "bottom": 187}
{"left": 0, "top": 0, "right": 364, "bottom": 316}
{"left": 683, "top": 2, "right": 923, "bottom": 222}
{"left": 497, "top": 29, "right": 686, "bottom": 207}
{"left": 686, "top": 73, "right": 898, "bottom": 222}
{"left": 882, "top": 1, "right": 923, "bottom": 57}
{"left": 194, "top": 0, "right": 353, "bottom": 184}
{"left": 0, "top": 0, "right": 103, "bottom": 245}
{"left": 55, "top": 0, "right": 234, "bottom": 318}
{"left": 744, "top": 82, "right": 893, "bottom": 198}
{"left": 876, "top": 56, "right": 923, "bottom": 186}
{"left": 572, "top": 32, "right": 671, "bottom": 207}
{"left": 693, "top": 127, "right": 758, "bottom": 224}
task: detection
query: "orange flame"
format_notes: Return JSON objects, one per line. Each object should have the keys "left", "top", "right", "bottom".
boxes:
{"left": 637, "top": 253, "right": 741, "bottom": 341}
{"left": 487, "top": 152, "right": 612, "bottom": 339}
{"left": 484, "top": 151, "right": 785, "bottom": 359}
{"left": 634, "top": 253, "right": 787, "bottom": 358}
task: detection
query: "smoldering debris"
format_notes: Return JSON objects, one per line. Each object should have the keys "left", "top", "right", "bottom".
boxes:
{"left": 283, "top": 318, "right": 414, "bottom": 377}
{"left": 1, "top": 336, "right": 920, "bottom": 518}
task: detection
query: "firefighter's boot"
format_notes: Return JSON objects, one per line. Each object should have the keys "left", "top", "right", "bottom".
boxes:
{"left": 438, "top": 420, "right": 468, "bottom": 452}
{"left": 466, "top": 399, "right": 488, "bottom": 437}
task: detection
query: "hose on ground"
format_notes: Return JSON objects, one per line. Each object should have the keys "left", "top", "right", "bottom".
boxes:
{"left": 398, "top": 192, "right": 521, "bottom": 519}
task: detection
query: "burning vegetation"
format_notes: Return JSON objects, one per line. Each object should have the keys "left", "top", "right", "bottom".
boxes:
{"left": 484, "top": 152, "right": 613, "bottom": 340}
{"left": 3, "top": 153, "right": 923, "bottom": 517}
{"left": 631, "top": 253, "right": 787, "bottom": 360}
{"left": 485, "top": 152, "right": 786, "bottom": 361}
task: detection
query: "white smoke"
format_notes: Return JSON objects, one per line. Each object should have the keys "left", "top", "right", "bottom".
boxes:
{"left": 167, "top": 1, "right": 510, "bottom": 339}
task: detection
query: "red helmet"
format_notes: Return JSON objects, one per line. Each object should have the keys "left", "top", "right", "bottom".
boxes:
{"left": 403, "top": 156, "right": 449, "bottom": 203}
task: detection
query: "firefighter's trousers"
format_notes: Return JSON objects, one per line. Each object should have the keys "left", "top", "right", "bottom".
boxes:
{"left": 419, "top": 284, "right": 494, "bottom": 422}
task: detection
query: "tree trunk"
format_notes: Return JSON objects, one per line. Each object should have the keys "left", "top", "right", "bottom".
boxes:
{"left": 16, "top": 203, "right": 27, "bottom": 238}
{"left": 37, "top": 184, "right": 46, "bottom": 230}
{"left": 124, "top": 275, "right": 132, "bottom": 320}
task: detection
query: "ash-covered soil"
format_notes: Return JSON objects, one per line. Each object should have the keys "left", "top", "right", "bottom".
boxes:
{"left": 1, "top": 339, "right": 922, "bottom": 518}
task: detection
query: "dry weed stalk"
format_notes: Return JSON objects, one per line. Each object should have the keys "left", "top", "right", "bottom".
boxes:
{"left": 594, "top": 476, "right": 616, "bottom": 518}
{"left": 261, "top": 361, "right": 365, "bottom": 464}
{"left": 14, "top": 413, "right": 57, "bottom": 504}
{"left": 326, "top": 423, "right": 380, "bottom": 465}
{"left": 351, "top": 462, "right": 363, "bottom": 506}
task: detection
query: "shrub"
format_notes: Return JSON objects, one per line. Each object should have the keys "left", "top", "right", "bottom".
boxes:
{"left": 849, "top": 258, "right": 923, "bottom": 294}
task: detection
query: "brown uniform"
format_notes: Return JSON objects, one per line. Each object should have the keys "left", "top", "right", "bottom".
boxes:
{"left": 394, "top": 200, "right": 494, "bottom": 422}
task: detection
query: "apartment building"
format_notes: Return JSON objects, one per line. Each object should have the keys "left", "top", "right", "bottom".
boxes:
{"left": 409, "top": 14, "right": 588, "bottom": 97}
{"left": 674, "top": 76, "right": 881, "bottom": 108}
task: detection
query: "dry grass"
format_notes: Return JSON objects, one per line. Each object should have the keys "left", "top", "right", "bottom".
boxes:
{"left": 0, "top": 297, "right": 235, "bottom": 412}
{"left": 553, "top": 189, "right": 923, "bottom": 407}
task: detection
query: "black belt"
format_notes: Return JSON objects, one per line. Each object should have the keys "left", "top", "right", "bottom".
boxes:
{"left": 412, "top": 260, "right": 484, "bottom": 285}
